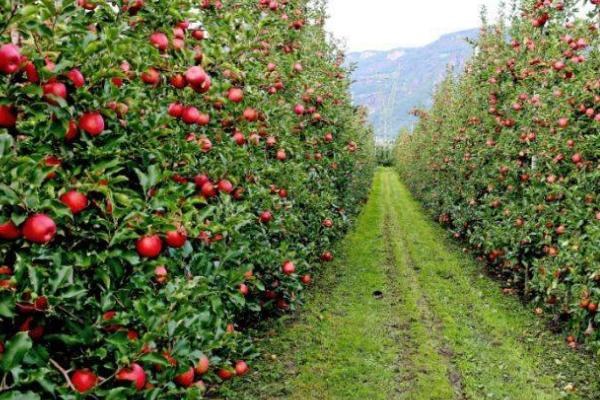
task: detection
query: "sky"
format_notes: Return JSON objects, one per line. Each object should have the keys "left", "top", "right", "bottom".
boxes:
{"left": 326, "top": 0, "right": 503, "bottom": 52}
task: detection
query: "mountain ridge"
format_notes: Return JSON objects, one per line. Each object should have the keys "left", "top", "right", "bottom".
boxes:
{"left": 346, "top": 28, "right": 479, "bottom": 140}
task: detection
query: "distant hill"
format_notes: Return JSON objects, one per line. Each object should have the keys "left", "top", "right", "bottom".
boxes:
{"left": 346, "top": 28, "right": 479, "bottom": 140}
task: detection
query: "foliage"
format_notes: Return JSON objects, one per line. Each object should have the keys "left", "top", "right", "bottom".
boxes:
{"left": 395, "top": 0, "right": 599, "bottom": 351}
{"left": 0, "top": 0, "right": 374, "bottom": 397}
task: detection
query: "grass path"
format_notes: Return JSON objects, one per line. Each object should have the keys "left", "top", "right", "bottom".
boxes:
{"left": 223, "top": 168, "right": 599, "bottom": 400}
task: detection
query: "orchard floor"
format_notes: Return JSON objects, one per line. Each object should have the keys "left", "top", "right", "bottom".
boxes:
{"left": 221, "top": 168, "right": 600, "bottom": 400}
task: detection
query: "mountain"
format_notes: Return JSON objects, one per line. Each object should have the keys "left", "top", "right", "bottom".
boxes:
{"left": 346, "top": 28, "right": 479, "bottom": 140}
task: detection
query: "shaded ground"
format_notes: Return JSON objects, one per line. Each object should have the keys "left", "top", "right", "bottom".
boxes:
{"left": 220, "top": 168, "right": 600, "bottom": 400}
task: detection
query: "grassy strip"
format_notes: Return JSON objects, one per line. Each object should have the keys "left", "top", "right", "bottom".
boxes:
{"left": 221, "top": 168, "right": 600, "bottom": 400}
{"left": 383, "top": 168, "right": 600, "bottom": 399}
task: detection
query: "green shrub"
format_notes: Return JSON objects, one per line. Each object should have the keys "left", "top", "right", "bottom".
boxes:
{"left": 395, "top": 0, "right": 599, "bottom": 351}
{"left": 0, "top": 0, "right": 374, "bottom": 397}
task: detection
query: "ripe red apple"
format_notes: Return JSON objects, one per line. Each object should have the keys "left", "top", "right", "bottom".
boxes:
{"left": 192, "top": 30, "right": 205, "bottom": 40}
{"left": 197, "top": 112, "right": 210, "bottom": 126}
{"left": 301, "top": 274, "right": 311, "bottom": 285}
{"left": 322, "top": 218, "right": 333, "bottom": 228}
{"left": 571, "top": 153, "right": 582, "bottom": 164}
{"left": 79, "top": 112, "right": 105, "bottom": 136}
{"left": 235, "top": 361, "right": 249, "bottom": 376}
{"left": 0, "top": 44, "right": 21, "bottom": 74}
{"left": 170, "top": 74, "right": 187, "bottom": 89}
{"left": 558, "top": 117, "right": 569, "bottom": 128}
{"left": 141, "top": 68, "right": 160, "bottom": 85}
{"left": 60, "top": 191, "right": 89, "bottom": 214}
{"left": 228, "top": 88, "right": 244, "bottom": 103}
{"left": 243, "top": 107, "right": 258, "bottom": 122}
{"left": 194, "top": 174, "right": 210, "bottom": 188}
{"left": 174, "top": 367, "right": 195, "bottom": 387}
{"left": 184, "top": 66, "right": 207, "bottom": 86}
{"left": 0, "top": 105, "right": 16, "bottom": 128}
{"left": 150, "top": 32, "right": 169, "bottom": 51}
{"left": 136, "top": 235, "right": 162, "bottom": 258}
{"left": 321, "top": 251, "right": 333, "bottom": 262}
{"left": 217, "top": 368, "right": 233, "bottom": 380}
{"left": 168, "top": 103, "right": 184, "bottom": 118}
{"left": 22, "top": 214, "right": 56, "bottom": 244}
{"left": 116, "top": 363, "right": 146, "bottom": 391}
{"left": 217, "top": 179, "right": 233, "bottom": 194}
{"left": 182, "top": 106, "right": 201, "bottom": 124}
{"left": 154, "top": 265, "right": 168, "bottom": 283}
{"left": 195, "top": 355, "right": 210, "bottom": 375}
{"left": 71, "top": 369, "right": 98, "bottom": 393}
{"left": 43, "top": 81, "right": 68, "bottom": 104}
{"left": 165, "top": 229, "right": 187, "bottom": 248}
{"left": 239, "top": 283, "right": 249, "bottom": 296}
{"left": 232, "top": 132, "right": 246, "bottom": 145}
{"left": 276, "top": 149, "right": 287, "bottom": 161}
{"left": 65, "top": 120, "right": 79, "bottom": 142}
{"left": 0, "top": 221, "right": 20, "bottom": 240}
{"left": 199, "top": 137, "right": 212, "bottom": 152}
{"left": 259, "top": 211, "right": 272, "bottom": 223}
{"left": 282, "top": 260, "right": 295, "bottom": 275}
{"left": 66, "top": 68, "right": 85, "bottom": 88}
{"left": 294, "top": 104, "right": 305, "bottom": 115}
{"left": 201, "top": 182, "right": 217, "bottom": 198}
{"left": 23, "top": 61, "right": 38, "bottom": 83}
{"left": 323, "top": 133, "right": 334, "bottom": 143}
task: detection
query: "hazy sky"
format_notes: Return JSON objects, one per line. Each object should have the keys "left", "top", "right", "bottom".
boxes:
{"left": 326, "top": 0, "right": 503, "bottom": 51}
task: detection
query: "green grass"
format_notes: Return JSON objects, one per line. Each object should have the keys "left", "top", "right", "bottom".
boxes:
{"left": 220, "top": 168, "right": 600, "bottom": 400}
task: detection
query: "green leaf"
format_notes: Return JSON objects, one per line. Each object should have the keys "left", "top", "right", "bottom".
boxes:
{"left": 0, "top": 133, "right": 14, "bottom": 157}
{"left": 1, "top": 332, "right": 32, "bottom": 372}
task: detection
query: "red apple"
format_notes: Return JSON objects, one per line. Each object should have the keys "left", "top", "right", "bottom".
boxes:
{"left": 228, "top": 88, "right": 244, "bottom": 103}
{"left": 235, "top": 361, "right": 249, "bottom": 376}
{"left": 22, "top": 214, "right": 56, "bottom": 244}
{"left": 184, "top": 66, "right": 207, "bottom": 86}
{"left": 282, "top": 260, "right": 295, "bottom": 275}
{"left": 174, "top": 367, "right": 195, "bottom": 387}
{"left": 116, "top": 363, "right": 146, "bottom": 391}
{"left": 154, "top": 265, "right": 168, "bottom": 283}
{"left": 0, "top": 44, "right": 21, "bottom": 74}
{"left": 66, "top": 68, "right": 85, "bottom": 88}
{"left": 301, "top": 274, "right": 311, "bottom": 285}
{"left": 170, "top": 74, "right": 187, "bottom": 89}
{"left": 217, "top": 179, "right": 233, "bottom": 194}
{"left": 239, "top": 283, "right": 249, "bottom": 296}
{"left": 43, "top": 81, "right": 68, "bottom": 104}
{"left": 195, "top": 356, "right": 210, "bottom": 375}
{"left": 60, "top": 191, "right": 89, "bottom": 214}
{"left": 217, "top": 368, "right": 233, "bottom": 380}
{"left": 168, "top": 103, "right": 184, "bottom": 118}
{"left": 71, "top": 369, "right": 98, "bottom": 393}
{"left": 150, "top": 32, "right": 169, "bottom": 51}
{"left": 165, "top": 229, "right": 187, "bottom": 248}
{"left": 0, "top": 221, "right": 20, "bottom": 240}
{"left": 243, "top": 107, "right": 258, "bottom": 122}
{"left": 141, "top": 68, "right": 160, "bottom": 85}
{"left": 194, "top": 174, "right": 210, "bottom": 188}
{"left": 136, "top": 235, "right": 162, "bottom": 258}
{"left": 321, "top": 251, "right": 333, "bottom": 262}
{"left": 0, "top": 105, "right": 17, "bottom": 128}
{"left": 201, "top": 182, "right": 217, "bottom": 198}
{"left": 182, "top": 106, "right": 201, "bottom": 124}
{"left": 65, "top": 120, "right": 79, "bottom": 142}
{"left": 259, "top": 211, "right": 272, "bottom": 223}
{"left": 79, "top": 112, "right": 105, "bottom": 136}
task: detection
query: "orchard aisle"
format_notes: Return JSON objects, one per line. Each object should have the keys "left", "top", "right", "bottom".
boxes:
{"left": 225, "top": 168, "right": 599, "bottom": 400}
